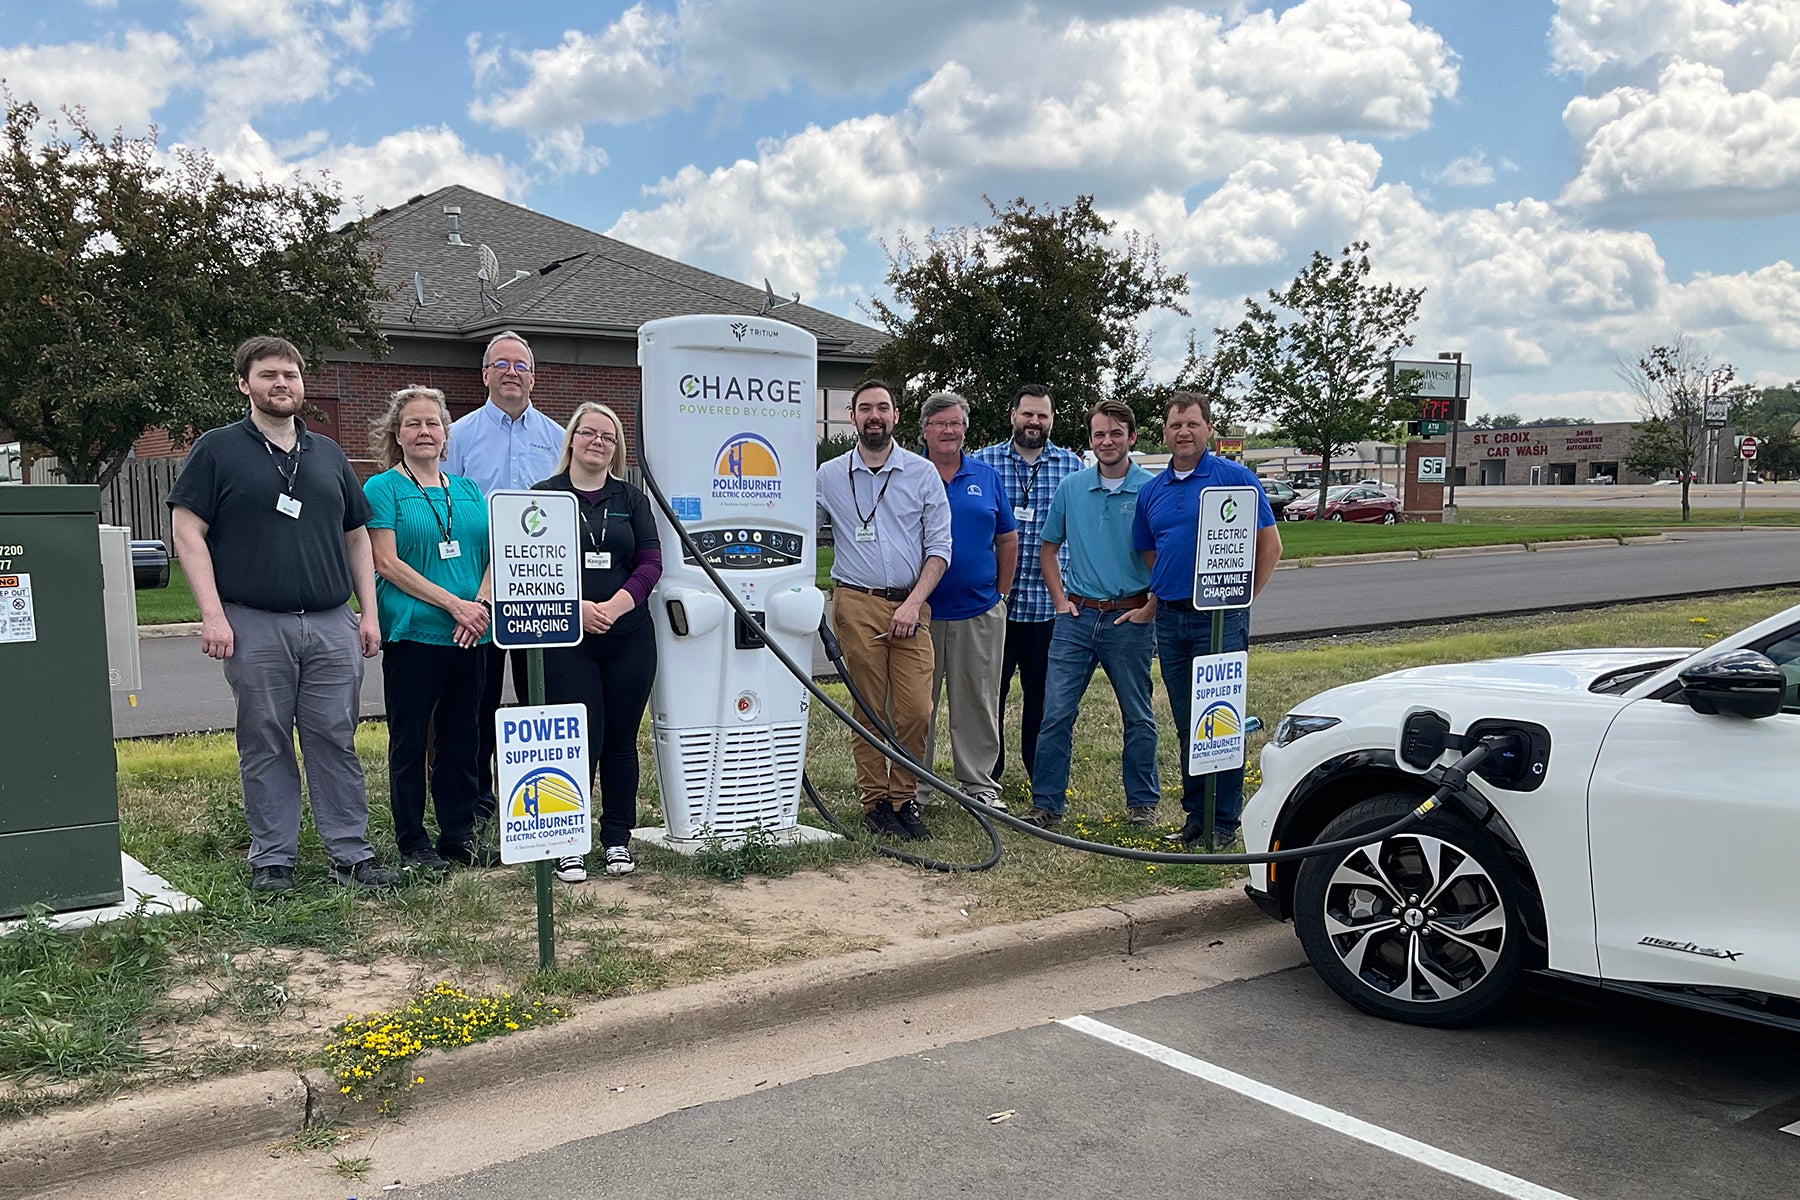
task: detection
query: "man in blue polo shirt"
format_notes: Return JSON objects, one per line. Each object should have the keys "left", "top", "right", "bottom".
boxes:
{"left": 1022, "top": 400, "right": 1159, "bottom": 828}
{"left": 1132, "top": 391, "right": 1282, "bottom": 847}
{"left": 916, "top": 392, "right": 1017, "bottom": 811}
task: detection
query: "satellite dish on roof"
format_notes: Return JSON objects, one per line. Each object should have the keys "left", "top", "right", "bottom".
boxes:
{"left": 477, "top": 243, "right": 500, "bottom": 283}
{"left": 758, "top": 277, "right": 799, "bottom": 316}
{"left": 408, "top": 271, "right": 440, "bottom": 323}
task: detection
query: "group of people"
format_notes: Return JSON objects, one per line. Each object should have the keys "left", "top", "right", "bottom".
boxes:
{"left": 814, "top": 381, "right": 1282, "bottom": 847}
{"left": 169, "top": 332, "right": 658, "bottom": 893}
{"left": 171, "top": 333, "right": 1281, "bottom": 896}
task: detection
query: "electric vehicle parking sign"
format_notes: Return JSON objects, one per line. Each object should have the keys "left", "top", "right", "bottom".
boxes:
{"left": 496, "top": 703, "right": 592, "bottom": 864}
{"left": 488, "top": 490, "right": 582, "bottom": 649}
{"left": 1188, "top": 651, "right": 1248, "bottom": 775}
{"left": 1194, "top": 486, "right": 1258, "bottom": 610}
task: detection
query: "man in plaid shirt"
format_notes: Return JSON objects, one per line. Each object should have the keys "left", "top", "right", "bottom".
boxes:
{"left": 972, "top": 384, "right": 1084, "bottom": 785}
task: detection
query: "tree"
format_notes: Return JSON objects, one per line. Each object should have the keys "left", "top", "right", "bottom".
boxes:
{"left": 1618, "top": 338, "right": 1734, "bottom": 521}
{"left": 1214, "top": 243, "right": 1424, "bottom": 516}
{"left": 866, "top": 195, "right": 1188, "bottom": 447}
{"left": 0, "top": 98, "right": 387, "bottom": 486}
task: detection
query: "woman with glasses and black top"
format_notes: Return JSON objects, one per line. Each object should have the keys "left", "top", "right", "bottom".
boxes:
{"left": 535, "top": 402, "right": 662, "bottom": 881}
{"left": 364, "top": 385, "right": 497, "bottom": 874}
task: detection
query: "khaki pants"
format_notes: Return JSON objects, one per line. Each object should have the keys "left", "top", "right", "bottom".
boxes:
{"left": 918, "top": 600, "right": 1006, "bottom": 803}
{"left": 832, "top": 587, "right": 934, "bottom": 811}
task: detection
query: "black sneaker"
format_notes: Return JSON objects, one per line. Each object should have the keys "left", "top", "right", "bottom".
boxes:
{"left": 401, "top": 848, "right": 452, "bottom": 875}
{"left": 893, "top": 800, "right": 932, "bottom": 841}
{"left": 1018, "top": 806, "right": 1062, "bottom": 829}
{"left": 250, "top": 864, "right": 293, "bottom": 893}
{"left": 330, "top": 858, "right": 401, "bottom": 889}
{"left": 1171, "top": 815, "right": 1237, "bottom": 849}
{"left": 862, "top": 807, "right": 906, "bottom": 839}
{"left": 440, "top": 840, "right": 502, "bottom": 868}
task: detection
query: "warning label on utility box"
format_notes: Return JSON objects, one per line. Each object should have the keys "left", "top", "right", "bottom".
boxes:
{"left": 1192, "top": 487, "right": 1259, "bottom": 610}
{"left": 0, "top": 574, "right": 36, "bottom": 644}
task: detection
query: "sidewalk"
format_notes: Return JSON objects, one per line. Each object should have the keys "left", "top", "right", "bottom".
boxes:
{"left": 0, "top": 873, "right": 1259, "bottom": 1196}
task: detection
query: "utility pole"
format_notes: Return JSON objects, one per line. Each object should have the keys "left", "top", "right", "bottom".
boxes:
{"left": 1440, "top": 350, "right": 1464, "bottom": 520}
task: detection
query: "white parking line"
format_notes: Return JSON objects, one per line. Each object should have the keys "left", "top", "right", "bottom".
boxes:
{"left": 1060, "top": 1015, "right": 1581, "bottom": 1200}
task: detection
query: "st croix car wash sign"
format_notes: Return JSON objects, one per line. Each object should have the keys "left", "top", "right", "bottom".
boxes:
{"left": 489, "top": 490, "right": 582, "bottom": 649}
{"left": 498, "top": 704, "right": 592, "bottom": 864}
{"left": 1194, "top": 486, "right": 1259, "bottom": 610}
{"left": 1188, "top": 651, "right": 1249, "bottom": 776}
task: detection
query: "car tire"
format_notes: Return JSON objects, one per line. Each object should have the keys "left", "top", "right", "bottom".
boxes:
{"left": 1381, "top": 511, "right": 1397, "bottom": 524}
{"left": 1292, "top": 793, "right": 1528, "bottom": 1027}
{"left": 1329, "top": 511, "right": 1344, "bottom": 522}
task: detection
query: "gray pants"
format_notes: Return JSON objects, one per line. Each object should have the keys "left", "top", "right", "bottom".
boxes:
{"left": 917, "top": 600, "right": 1007, "bottom": 803}
{"left": 221, "top": 603, "right": 373, "bottom": 868}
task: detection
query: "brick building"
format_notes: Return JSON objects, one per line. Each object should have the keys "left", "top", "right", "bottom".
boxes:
{"left": 128, "top": 184, "right": 886, "bottom": 474}
{"left": 1453, "top": 421, "right": 1745, "bottom": 486}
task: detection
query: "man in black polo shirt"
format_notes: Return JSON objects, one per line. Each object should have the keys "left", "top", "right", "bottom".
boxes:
{"left": 168, "top": 335, "right": 399, "bottom": 893}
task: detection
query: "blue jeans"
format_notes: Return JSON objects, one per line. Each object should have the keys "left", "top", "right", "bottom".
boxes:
{"left": 1030, "top": 609, "right": 1159, "bottom": 815}
{"left": 1157, "top": 605, "right": 1251, "bottom": 832}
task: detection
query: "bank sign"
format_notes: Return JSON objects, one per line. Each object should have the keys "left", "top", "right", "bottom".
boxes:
{"left": 488, "top": 490, "right": 582, "bottom": 650}
{"left": 1188, "top": 651, "right": 1249, "bottom": 776}
{"left": 1193, "top": 486, "right": 1259, "bottom": 610}
{"left": 497, "top": 703, "right": 592, "bottom": 864}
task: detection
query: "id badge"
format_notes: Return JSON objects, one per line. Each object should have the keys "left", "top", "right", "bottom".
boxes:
{"left": 438, "top": 540, "right": 461, "bottom": 560}
{"left": 1014, "top": 506, "right": 1034, "bottom": 523}
{"left": 275, "top": 494, "right": 303, "bottom": 519}
{"left": 585, "top": 551, "right": 612, "bottom": 570}
{"left": 853, "top": 524, "right": 877, "bottom": 543}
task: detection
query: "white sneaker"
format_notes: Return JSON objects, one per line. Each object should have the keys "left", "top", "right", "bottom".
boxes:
{"left": 604, "top": 845, "right": 636, "bottom": 876}
{"left": 554, "top": 856, "right": 587, "bottom": 883}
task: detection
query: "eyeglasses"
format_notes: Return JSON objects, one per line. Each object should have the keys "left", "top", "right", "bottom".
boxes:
{"left": 923, "top": 419, "right": 966, "bottom": 430}
{"left": 573, "top": 429, "right": 618, "bottom": 445}
{"left": 486, "top": 359, "right": 534, "bottom": 374}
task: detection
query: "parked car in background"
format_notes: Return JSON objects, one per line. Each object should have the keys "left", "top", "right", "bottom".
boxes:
{"left": 1283, "top": 485, "right": 1402, "bottom": 524}
{"left": 1258, "top": 478, "right": 1299, "bottom": 516}
{"left": 131, "top": 539, "right": 169, "bottom": 589}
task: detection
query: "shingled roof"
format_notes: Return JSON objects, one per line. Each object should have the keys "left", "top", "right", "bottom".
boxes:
{"left": 361, "top": 185, "right": 886, "bottom": 359}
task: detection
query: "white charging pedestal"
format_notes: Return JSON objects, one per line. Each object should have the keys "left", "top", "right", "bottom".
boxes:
{"left": 634, "top": 315, "right": 836, "bottom": 853}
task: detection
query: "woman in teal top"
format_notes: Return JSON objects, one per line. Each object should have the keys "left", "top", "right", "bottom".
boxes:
{"left": 365, "top": 385, "right": 495, "bottom": 872}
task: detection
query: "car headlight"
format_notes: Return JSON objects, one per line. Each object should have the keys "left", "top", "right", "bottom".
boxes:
{"left": 1271, "top": 714, "right": 1341, "bottom": 747}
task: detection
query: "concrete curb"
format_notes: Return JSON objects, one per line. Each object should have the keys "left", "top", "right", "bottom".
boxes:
{"left": 1422, "top": 543, "right": 1527, "bottom": 558}
{"left": 1622, "top": 535, "right": 1672, "bottom": 545}
{"left": 0, "top": 889, "right": 1259, "bottom": 1195}
{"left": 1528, "top": 538, "right": 1619, "bottom": 551}
{"left": 137, "top": 622, "right": 201, "bottom": 638}
{"left": 1305, "top": 550, "right": 1421, "bottom": 567}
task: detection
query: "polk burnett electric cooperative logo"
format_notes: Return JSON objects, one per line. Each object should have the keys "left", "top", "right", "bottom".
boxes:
{"left": 713, "top": 433, "right": 782, "bottom": 501}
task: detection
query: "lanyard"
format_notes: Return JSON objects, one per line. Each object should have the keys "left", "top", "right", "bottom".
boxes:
{"left": 848, "top": 456, "right": 894, "bottom": 528}
{"left": 1020, "top": 456, "right": 1045, "bottom": 507}
{"left": 400, "top": 464, "right": 453, "bottom": 543}
{"left": 575, "top": 486, "right": 612, "bottom": 548}
{"left": 261, "top": 434, "right": 302, "bottom": 495}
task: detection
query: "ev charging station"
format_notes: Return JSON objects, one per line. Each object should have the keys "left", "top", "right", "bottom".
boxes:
{"left": 635, "top": 315, "right": 831, "bottom": 852}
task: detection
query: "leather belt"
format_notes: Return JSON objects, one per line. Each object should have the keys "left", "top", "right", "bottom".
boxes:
{"left": 837, "top": 582, "right": 914, "bottom": 603}
{"left": 1160, "top": 597, "right": 1195, "bottom": 612}
{"left": 1069, "top": 592, "right": 1148, "bottom": 613}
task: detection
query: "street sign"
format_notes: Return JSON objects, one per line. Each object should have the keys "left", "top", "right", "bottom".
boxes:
{"left": 1704, "top": 396, "right": 1729, "bottom": 429}
{"left": 1740, "top": 435, "right": 1759, "bottom": 460}
{"left": 1214, "top": 436, "right": 1245, "bottom": 456}
{"left": 489, "top": 490, "right": 583, "bottom": 650}
{"left": 1417, "top": 457, "right": 1447, "bottom": 484}
{"left": 1187, "top": 651, "right": 1248, "bottom": 776}
{"left": 496, "top": 703, "right": 592, "bottom": 864}
{"left": 1419, "top": 420, "right": 1449, "bottom": 437}
{"left": 1193, "top": 486, "right": 1259, "bottom": 610}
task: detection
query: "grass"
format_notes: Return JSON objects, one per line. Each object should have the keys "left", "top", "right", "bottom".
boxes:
{"left": 133, "top": 562, "right": 201, "bottom": 625}
{"left": 1276, "top": 520, "right": 1650, "bottom": 557}
{"left": 6, "top": 586, "right": 1795, "bottom": 1109}
{"left": 1462, "top": 506, "right": 1800, "bottom": 527}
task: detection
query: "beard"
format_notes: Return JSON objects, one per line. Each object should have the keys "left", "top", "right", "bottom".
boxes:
{"left": 1013, "top": 426, "right": 1046, "bottom": 450}
{"left": 858, "top": 424, "right": 893, "bottom": 452}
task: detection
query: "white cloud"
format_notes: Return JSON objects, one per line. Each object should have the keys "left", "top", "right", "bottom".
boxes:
{"left": 529, "top": 127, "right": 609, "bottom": 176}
{"left": 469, "top": 5, "right": 686, "bottom": 129}
{"left": 1670, "top": 261, "right": 1800, "bottom": 351}
{"left": 1550, "top": 0, "right": 1800, "bottom": 82}
{"left": 1495, "top": 389, "right": 1643, "bottom": 422}
{"left": 191, "top": 121, "right": 520, "bottom": 211}
{"left": 0, "top": 30, "right": 192, "bottom": 129}
{"left": 1425, "top": 151, "right": 1504, "bottom": 187}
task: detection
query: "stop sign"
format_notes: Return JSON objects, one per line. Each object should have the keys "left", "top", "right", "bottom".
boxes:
{"left": 1741, "top": 435, "right": 1759, "bottom": 460}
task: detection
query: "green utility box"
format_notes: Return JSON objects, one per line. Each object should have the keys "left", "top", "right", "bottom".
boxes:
{"left": 0, "top": 485, "right": 123, "bottom": 917}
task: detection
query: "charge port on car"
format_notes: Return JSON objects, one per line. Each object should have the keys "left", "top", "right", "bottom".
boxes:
{"left": 1463, "top": 720, "right": 1551, "bottom": 791}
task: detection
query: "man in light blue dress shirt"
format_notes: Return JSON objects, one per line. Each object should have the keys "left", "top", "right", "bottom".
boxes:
{"left": 444, "top": 331, "right": 564, "bottom": 819}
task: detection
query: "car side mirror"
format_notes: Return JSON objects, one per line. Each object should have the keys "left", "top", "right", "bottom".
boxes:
{"left": 1674, "top": 649, "right": 1786, "bottom": 718}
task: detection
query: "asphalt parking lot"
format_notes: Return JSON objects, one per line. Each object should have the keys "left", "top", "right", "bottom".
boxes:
{"left": 418, "top": 966, "right": 1800, "bottom": 1200}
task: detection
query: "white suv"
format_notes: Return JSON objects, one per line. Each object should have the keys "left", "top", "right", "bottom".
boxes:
{"left": 1243, "top": 603, "right": 1800, "bottom": 1027}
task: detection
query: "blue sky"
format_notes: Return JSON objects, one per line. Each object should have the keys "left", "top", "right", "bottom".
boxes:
{"left": 3, "top": 0, "right": 1797, "bottom": 421}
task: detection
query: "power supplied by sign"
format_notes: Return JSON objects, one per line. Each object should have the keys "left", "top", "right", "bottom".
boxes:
{"left": 1193, "top": 486, "right": 1259, "bottom": 610}
{"left": 1188, "top": 651, "right": 1249, "bottom": 776}
{"left": 496, "top": 703, "right": 592, "bottom": 864}
{"left": 488, "top": 490, "right": 583, "bottom": 650}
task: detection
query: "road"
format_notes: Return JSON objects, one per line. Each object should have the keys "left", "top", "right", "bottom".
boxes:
{"left": 57, "top": 924, "right": 1800, "bottom": 1200}
{"left": 115, "top": 530, "right": 1800, "bottom": 739}
{"left": 1452, "top": 482, "right": 1800, "bottom": 509}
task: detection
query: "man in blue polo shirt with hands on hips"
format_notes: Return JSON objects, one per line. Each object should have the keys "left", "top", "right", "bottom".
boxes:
{"left": 1133, "top": 391, "right": 1282, "bottom": 848}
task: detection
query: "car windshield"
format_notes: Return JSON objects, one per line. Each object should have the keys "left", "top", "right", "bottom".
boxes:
{"left": 1324, "top": 487, "right": 1355, "bottom": 500}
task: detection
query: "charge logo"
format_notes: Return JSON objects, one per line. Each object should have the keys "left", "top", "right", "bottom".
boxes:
{"left": 713, "top": 433, "right": 783, "bottom": 501}
{"left": 1195, "top": 701, "right": 1240, "bottom": 742}
{"left": 508, "top": 767, "right": 586, "bottom": 819}
{"left": 520, "top": 501, "right": 549, "bottom": 538}
{"left": 680, "top": 374, "right": 702, "bottom": 398}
